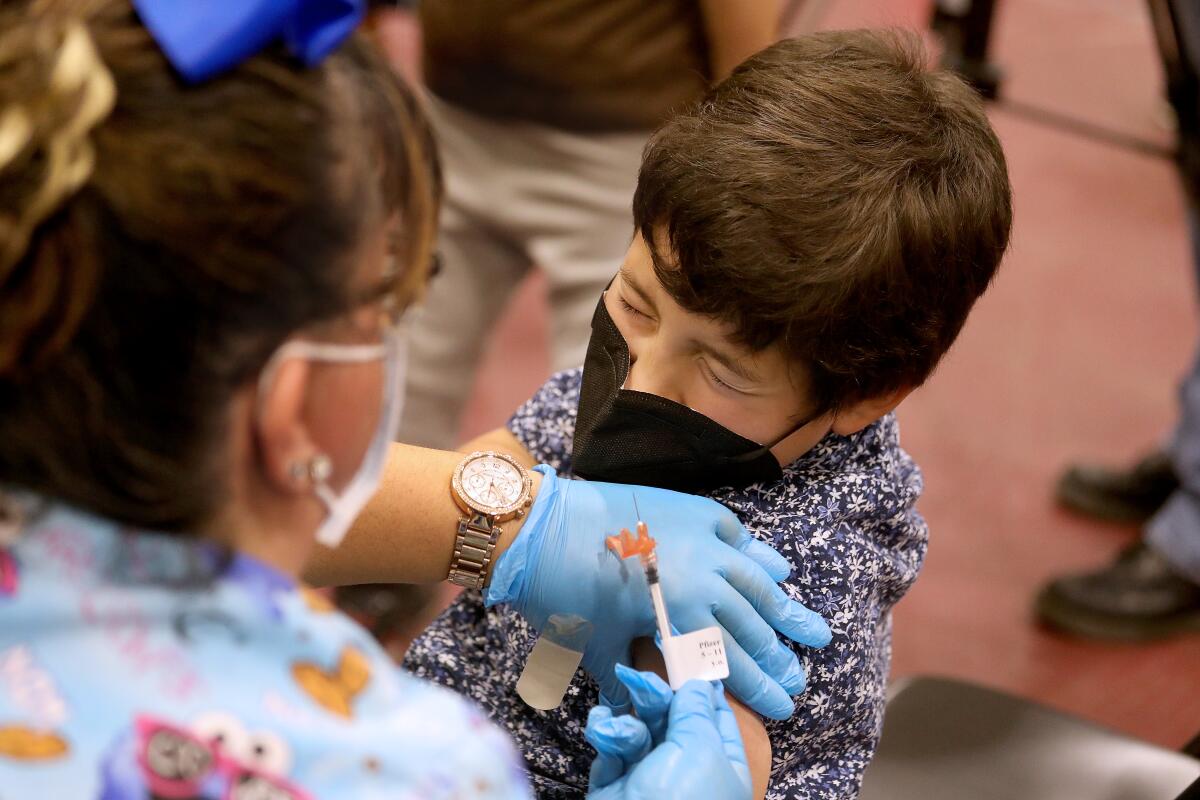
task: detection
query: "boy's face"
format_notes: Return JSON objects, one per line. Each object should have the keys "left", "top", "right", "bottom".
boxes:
{"left": 607, "top": 231, "right": 831, "bottom": 465}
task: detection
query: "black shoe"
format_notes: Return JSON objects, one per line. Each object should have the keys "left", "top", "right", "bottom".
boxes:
{"left": 1035, "top": 542, "right": 1200, "bottom": 641}
{"left": 1055, "top": 451, "right": 1178, "bottom": 524}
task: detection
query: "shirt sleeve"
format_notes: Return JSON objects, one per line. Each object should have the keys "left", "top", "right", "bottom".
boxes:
{"left": 506, "top": 368, "right": 583, "bottom": 472}
{"left": 716, "top": 415, "right": 928, "bottom": 799}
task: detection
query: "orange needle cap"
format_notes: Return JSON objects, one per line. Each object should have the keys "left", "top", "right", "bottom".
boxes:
{"left": 606, "top": 526, "right": 657, "bottom": 560}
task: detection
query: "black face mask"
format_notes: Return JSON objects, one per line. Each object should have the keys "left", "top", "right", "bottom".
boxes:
{"left": 571, "top": 294, "right": 815, "bottom": 493}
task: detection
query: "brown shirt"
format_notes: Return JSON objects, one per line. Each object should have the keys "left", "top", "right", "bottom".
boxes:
{"left": 420, "top": 0, "right": 711, "bottom": 131}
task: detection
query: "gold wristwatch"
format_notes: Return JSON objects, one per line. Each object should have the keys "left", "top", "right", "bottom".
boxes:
{"left": 448, "top": 451, "right": 534, "bottom": 590}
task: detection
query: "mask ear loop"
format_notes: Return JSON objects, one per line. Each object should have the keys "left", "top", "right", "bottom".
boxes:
{"left": 296, "top": 453, "right": 335, "bottom": 511}
{"left": 311, "top": 457, "right": 339, "bottom": 516}
{"left": 729, "top": 407, "right": 825, "bottom": 465}
{"left": 767, "top": 407, "right": 824, "bottom": 448}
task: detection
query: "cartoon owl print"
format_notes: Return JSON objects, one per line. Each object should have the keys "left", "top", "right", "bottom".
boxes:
{"left": 99, "top": 711, "right": 310, "bottom": 800}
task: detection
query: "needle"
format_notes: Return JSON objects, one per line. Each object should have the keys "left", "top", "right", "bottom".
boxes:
{"left": 632, "top": 493, "right": 672, "bottom": 644}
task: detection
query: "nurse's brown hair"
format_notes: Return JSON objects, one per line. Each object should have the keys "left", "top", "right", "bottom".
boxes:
{"left": 0, "top": 0, "right": 440, "bottom": 531}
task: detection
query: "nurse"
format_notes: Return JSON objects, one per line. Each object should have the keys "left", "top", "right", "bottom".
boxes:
{"left": 0, "top": 2, "right": 825, "bottom": 797}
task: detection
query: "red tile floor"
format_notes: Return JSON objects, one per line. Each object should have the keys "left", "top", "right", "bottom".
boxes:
{"left": 393, "top": 0, "right": 1200, "bottom": 751}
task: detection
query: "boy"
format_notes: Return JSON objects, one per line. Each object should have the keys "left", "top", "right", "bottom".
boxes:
{"left": 404, "top": 30, "right": 1011, "bottom": 800}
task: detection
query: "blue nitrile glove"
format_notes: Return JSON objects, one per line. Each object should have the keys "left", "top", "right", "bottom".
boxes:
{"left": 488, "top": 466, "right": 832, "bottom": 719}
{"left": 584, "top": 666, "right": 674, "bottom": 788}
{"left": 586, "top": 672, "right": 751, "bottom": 800}
{"left": 611, "top": 664, "right": 671, "bottom": 743}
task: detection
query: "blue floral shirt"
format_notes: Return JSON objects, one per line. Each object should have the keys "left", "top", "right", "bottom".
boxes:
{"left": 0, "top": 503, "right": 530, "bottom": 800}
{"left": 404, "top": 368, "right": 928, "bottom": 800}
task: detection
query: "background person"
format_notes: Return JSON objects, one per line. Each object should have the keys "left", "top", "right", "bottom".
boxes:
{"left": 1036, "top": 0, "right": 1200, "bottom": 641}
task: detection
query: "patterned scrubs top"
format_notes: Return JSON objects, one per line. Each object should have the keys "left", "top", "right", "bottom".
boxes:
{"left": 404, "top": 368, "right": 929, "bottom": 800}
{"left": 0, "top": 503, "right": 530, "bottom": 800}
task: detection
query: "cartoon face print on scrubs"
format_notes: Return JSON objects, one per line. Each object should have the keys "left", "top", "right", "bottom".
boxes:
{"left": 0, "top": 506, "right": 533, "bottom": 800}
{"left": 99, "top": 711, "right": 309, "bottom": 800}
{"left": 572, "top": 295, "right": 815, "bottom": 493}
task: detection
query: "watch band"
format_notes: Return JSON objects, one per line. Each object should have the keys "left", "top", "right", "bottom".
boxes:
{"left": 447, "top": 511, "right": 501, "bottom": 591}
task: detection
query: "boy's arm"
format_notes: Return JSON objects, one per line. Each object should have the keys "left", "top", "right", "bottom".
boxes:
{"left": 632, "top": 638, "right": 771, "bottom": 800}
{"left": 699, "top": 0, "right": 782, "bottom": 80}
{"left": 458, "top": 427, "right": 538, "bottom": 469}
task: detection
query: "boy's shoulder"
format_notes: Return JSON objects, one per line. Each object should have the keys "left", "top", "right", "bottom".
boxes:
{"left": 726, "top": 413, "right": 918, "bottom": 508}
{"left": 712, "top": 412, "right": 925, "bottom": 559}
{"left": 526, "top": 367, "right": 584, "bottom": 410}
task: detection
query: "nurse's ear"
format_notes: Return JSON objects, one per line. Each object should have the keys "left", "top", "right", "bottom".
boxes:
{"left": 254, "top": 357, "right": 323, "bottom": 494}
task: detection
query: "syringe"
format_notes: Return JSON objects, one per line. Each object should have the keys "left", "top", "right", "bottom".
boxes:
{"left": 637, "top": 523, "right": 673, "bottom": 645}
{"left": 605, "top": 502, "right": 672, "bottom": 645}
{"left": 605, "top": 498, "right": 731, "bottom": 691}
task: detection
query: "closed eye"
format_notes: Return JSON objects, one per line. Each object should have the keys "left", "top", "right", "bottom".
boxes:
{"left": 618, "top": 294, "right": 651, "bottom": 321}
{"left": 700, "top": 359, "right": 748, "bottom": 394}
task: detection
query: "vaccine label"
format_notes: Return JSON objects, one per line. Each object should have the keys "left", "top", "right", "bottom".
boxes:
{"left": 662, "top": 626, "right": 729, "bottom": 690}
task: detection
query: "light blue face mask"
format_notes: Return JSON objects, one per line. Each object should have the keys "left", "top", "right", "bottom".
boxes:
{"left": 258, "top": 327, "right": 406, "bottom": 548}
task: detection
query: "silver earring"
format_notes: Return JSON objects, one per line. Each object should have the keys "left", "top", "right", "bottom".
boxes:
{"left": 308, "top": 454, "right": 333, "bottom": 484}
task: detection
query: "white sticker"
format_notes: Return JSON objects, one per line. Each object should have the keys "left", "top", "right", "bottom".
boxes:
{"left": 517, "top": 636, "right": 584, "bottom": 711}
{"left": 662, "top": 626, "right": 729, "bottom": 690}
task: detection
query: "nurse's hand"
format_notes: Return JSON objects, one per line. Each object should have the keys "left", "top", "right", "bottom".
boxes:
{"left": 487, "top": 467, "right": 831, "bottom": 719}
{"left": 585, "top": 671, "right": 750, "bottom": 800}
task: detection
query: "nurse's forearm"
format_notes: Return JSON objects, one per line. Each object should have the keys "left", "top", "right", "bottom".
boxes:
{"left": 301, "top": 442, "right": 541, "bottom": 587}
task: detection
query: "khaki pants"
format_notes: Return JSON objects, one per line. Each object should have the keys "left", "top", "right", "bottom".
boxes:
{"left": 398, "top": 95, "right": 648, "bottom": 448}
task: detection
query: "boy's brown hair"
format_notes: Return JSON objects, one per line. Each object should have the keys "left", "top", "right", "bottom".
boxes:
{"left": 633, "top": 29, "right": 1012, "bottom": 414}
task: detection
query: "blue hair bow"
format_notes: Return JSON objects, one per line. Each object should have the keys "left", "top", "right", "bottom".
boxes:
{"left": 132, "top": 0, "right": 366, "bottom": 83}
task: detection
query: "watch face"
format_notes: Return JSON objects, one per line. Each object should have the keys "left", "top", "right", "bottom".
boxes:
{"left": 455, "top": 453, "right": 529, "bottom": 516}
